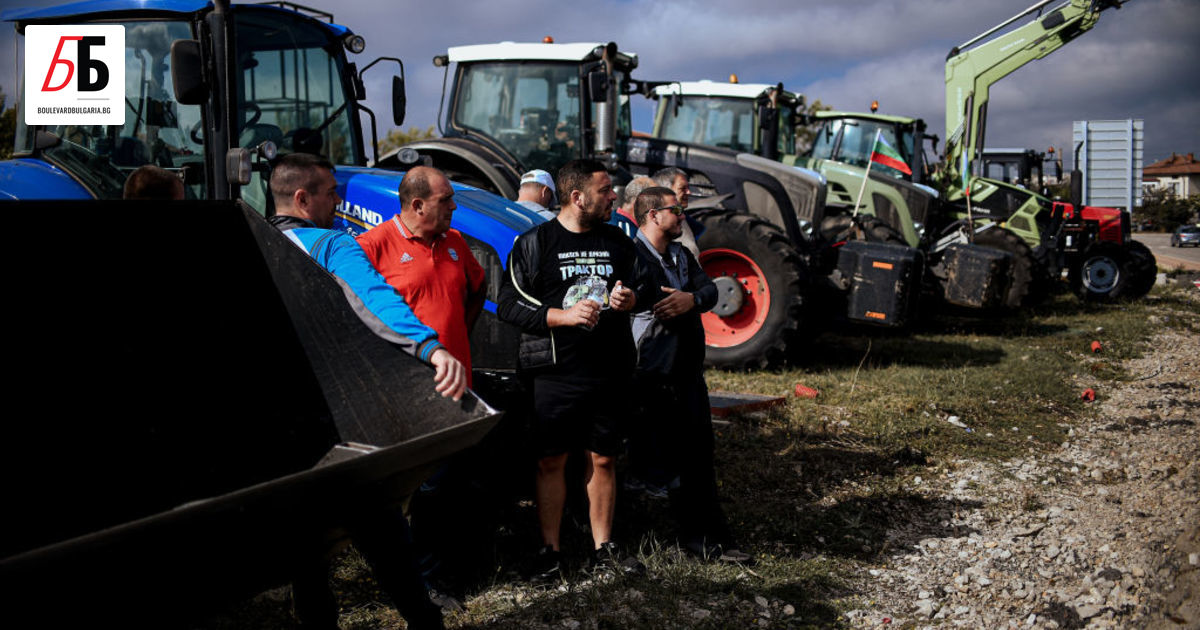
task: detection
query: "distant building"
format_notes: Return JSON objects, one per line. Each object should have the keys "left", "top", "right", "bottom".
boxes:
{"left": 1142, "top": 152, "right": 1200, "bottom": 198}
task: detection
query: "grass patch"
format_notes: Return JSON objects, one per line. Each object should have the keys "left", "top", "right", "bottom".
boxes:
{"left": 196, "top": 285, "right": 1197, "bottom": 628}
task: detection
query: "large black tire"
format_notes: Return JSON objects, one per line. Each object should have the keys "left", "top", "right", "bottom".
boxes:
{"left": 820, "top": 213, "right": 908, "bottom": 245}
{"left": 972, "top": 226, "right": 1048, "bottom": 309}
{"left": 1068, "top": 243, "right": 1136, "bottom": 302}
{"left": 1124, "top": 240, "right": 1157, "bottom": 299}
{"left": 696, "top": 210, "right": 809, "bottom": 370}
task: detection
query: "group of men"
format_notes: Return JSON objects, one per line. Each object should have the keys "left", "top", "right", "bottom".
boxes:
{"left": 122, "top": 154, "right": 745, "bottom": 627}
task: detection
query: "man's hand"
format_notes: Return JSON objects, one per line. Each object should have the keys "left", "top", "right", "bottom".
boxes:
{"left": 548, "top": 299, "right": 601, "bottom": 328}
{"left": 653, "top": 286, "right": 694, "bottom": 320}
{"left": 609, "top": 280, "right": 636, "bottom": 312}
{"left": 429, "top": 348, "right": 467, "bottom": 401}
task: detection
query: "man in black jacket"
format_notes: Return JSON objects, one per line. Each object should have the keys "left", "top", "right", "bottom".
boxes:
{"left": 497, "top": 159, "right": 653, "bottom": 579}
{"left": 631, "top": 186, "right": 749, "bottom": 563}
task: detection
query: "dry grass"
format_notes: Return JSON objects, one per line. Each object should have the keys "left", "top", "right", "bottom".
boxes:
{"left": 193, "top": 285, "right": 1199, "bottom": 629}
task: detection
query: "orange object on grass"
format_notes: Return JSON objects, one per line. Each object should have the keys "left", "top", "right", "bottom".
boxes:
{"left": 794, "top": 384, "right": 819, "bottom": 399}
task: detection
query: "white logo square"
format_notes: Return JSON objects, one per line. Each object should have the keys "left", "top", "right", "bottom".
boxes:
{"left": 24, "top": 24, "right": 125, "bottom": 126}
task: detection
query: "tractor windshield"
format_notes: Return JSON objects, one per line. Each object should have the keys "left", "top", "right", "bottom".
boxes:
{"left": 659, "top": 95, "right": 754, "bottom": 152}
{"left": 452, "top": 61, "right": 582, "bottom": 174}
{"left": 658, "top": 95, "right": 795, "bottom": 156}
{"left": 233, "top": 8, "right": 363, "bottom": 213}
{"left": 14, "top": 20, "right": 205, "bottom": 199}
{"left": 809, "top": 117, "right": 915, "bottom": 180}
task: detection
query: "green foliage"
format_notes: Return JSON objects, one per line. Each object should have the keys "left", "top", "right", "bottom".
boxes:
{"left": 0, "top": 88, "right": 16, "bottom": 160}
{"left": 1138, "top": 187, "right": 1200, "bottom": 232}
{"left": 794, "top": 98, "right": 832, "bottom": 154}
{"left": 377, "top": 125, "right": 436, "bottom": 156}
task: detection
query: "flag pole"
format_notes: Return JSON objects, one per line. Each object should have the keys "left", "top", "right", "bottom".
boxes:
{"left": 851, "top": 128, "right": 880, "bottom": 218}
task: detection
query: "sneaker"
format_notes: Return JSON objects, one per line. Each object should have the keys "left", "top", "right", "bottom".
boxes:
{"left": 622, "top": 476, "right": 647, "bottom": 493}
{"left": 426, "top": 587, "right": 463, "bottom": 613}
{"left": 593, "top": 541, "right": 645, "bottom": 576}
{"left": 529, "top": 545, "right": 562, "bottom": 583}
{"left": 643, "top": 484, "right": 670, "bottom": 500}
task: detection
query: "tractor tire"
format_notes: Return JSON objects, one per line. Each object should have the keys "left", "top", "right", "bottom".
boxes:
{"left": 820, "top": 214, "right": 908, "bottom": 245}
{"left": 1068, "top": 243, "right": 1135, "bottom": 302}
{"left": 1124, "top": 240, "right": 1158, "bottom": 299}
{"left": 972, "top": 226, "right": 1048, "bottom": 309}
{"left": 696, "top": 209, "right": 809, "bottom": 370}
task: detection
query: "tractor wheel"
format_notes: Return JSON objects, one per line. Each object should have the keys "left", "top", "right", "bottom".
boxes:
{"left": 697, "top": 210, "right": 809, "bottom": 370}
{"left": 1068, "top": 243, "right": 1134, "bottom": 302}
{"left": 1124, "top": 240, "right": 1158, "bottom": 299}
{"left": 972, "top": 226, "right": 1048, "bottom": 309}
{"left": 820, "top": 214, "right": 908, "bottom": 245}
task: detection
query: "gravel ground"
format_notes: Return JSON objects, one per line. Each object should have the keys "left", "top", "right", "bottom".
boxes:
{"left": 843, "top": 319, "right": 1200, "bottom": 629}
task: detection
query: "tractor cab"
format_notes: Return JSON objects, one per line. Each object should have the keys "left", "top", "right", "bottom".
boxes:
{"left": 423, "top": 41, "right": 637, "bottom": 185}
{"left": 651, "top": 79, "right": 799, "bottom": 159}
{"left": 805, "top": 111, "right": 927, "bottom": 184}
{"left": 2, "top": 0, "right": 398, "bottom": 213}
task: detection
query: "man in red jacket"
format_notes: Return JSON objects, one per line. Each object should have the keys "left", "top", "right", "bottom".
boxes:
{"left": 358, "top": 166, "right": 487, "bottom": 383}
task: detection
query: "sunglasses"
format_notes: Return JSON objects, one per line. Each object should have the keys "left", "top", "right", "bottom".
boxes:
{"left": 653, "top": 204, "right": 685, "bottom": 216}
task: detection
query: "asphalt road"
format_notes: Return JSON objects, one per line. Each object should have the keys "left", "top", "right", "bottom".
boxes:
{"left": 1134, "top": 233, "right": 1200, "bottom": 270}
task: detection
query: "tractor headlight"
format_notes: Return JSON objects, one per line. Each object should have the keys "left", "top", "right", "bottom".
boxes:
{"left": 343, "top": 34, "right": 366, "bottom": 54}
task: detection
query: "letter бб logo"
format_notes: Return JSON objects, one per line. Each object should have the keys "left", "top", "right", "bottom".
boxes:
{"left": 25, "top": 25, "right": 125, "bottom": 126}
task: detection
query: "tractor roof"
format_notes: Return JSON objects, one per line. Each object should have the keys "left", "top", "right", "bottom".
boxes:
{"left": 654, "top": 80, "right": 798, "bottom": 102}
{"left": 1, "top": 1, "right": 351, "bottom": 38}
{"left": 447, "top": 41, "right": 638, "bottom": 70}
{"left": 2, "top": 0, "right": 209, "bottom": 21}
{"left": 816, "top": 110, "right": 918, "bottom": 125}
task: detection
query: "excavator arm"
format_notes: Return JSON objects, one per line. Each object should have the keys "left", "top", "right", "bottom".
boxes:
{"left": 942, "top": 0, "right": 1124, "bottom": 194}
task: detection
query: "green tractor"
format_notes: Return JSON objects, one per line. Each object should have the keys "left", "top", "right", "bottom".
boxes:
{"left": 652, "top": 82, "right": 1039, "bottom": 311}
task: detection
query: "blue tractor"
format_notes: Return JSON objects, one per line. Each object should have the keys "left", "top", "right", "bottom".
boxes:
{"left": 0, "top": 0, "right": 540, "bottom": 371}
{"left": 0, "top": 0, "right": 531, "bottom": 623}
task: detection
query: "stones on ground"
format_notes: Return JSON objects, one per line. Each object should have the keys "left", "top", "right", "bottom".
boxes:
{"left": 841, "top": 328, "right": 1199, "bottom": 630}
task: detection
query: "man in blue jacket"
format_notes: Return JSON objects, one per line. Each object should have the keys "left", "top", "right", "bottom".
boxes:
{"left": 267, "top": 152, "right": 456, "bottom": 630}
{"left": 267, "top": 153, "right": 466, "bottom": 398}
{"left": 631, "top": 186, "right": 749, "bottom": 564}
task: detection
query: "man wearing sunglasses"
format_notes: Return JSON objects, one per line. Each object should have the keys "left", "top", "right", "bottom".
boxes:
{"left": 630, "top": 187, "right": 750, "bottom": 564}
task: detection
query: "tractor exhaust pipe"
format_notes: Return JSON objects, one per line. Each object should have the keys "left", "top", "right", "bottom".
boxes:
{"left": 593, "top": 42, "right": 619, "bottom": 169}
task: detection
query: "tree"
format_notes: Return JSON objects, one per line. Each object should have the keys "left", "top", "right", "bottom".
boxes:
{"left": 1138, "top": 187, "right": 1199, "bottom": 233}
{"left": 0, "top": 88, "right": 16, "bottom": 160}
{"left": 377, "top": 125, "right": 436, "bottom": 156}
{"left": 794, "top": 97, "right": 832, "bottom": 154}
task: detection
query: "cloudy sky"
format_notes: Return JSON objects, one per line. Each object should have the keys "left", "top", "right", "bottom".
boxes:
{"left": 2, "top": 0, "right": 1197, "bottom": 166}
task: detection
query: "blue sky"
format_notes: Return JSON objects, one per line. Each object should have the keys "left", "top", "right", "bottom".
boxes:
{"left": 2, "top": 0, "right": 1197, "bottom": 166}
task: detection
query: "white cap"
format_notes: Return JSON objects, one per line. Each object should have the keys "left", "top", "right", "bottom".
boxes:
{"left": 520, "top": 169, "right": 556, "bottom": 194}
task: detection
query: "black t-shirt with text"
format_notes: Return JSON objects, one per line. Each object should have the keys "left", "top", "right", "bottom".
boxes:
{"left": 532, "top": 220, "right": 643, "bottom": 379}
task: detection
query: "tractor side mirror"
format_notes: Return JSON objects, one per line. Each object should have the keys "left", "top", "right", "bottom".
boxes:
{"left": 586, "top": 70, "right": 609, "bottom": 103}
{"left": 393, "top": 76, "right": 406, "bottom": 126}
{"left": 171, "top": 39, "right": 207, "bottom": 105}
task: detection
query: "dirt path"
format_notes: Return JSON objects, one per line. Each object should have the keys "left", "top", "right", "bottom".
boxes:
{"left": 847, "top": 314, "right": 1199, "bottom": 628}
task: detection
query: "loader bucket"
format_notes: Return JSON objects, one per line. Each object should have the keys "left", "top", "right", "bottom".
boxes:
{"left": 0, "top": 200, "right": 501, "bottom": 625}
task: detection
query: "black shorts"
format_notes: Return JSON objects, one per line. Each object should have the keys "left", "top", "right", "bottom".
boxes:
{"left": 532, "top": 376, "right": 628, "bottom": 458}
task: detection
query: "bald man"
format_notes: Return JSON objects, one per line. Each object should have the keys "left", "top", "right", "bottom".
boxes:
{"left": 358, "top": 166, "right": 486, "bottom": 383}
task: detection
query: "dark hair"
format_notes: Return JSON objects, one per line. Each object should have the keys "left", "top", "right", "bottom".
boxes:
{"left": 634, "top": 186, "right": 676, "bottom": 226}
{"left": 269, "top": 153, "right": 335, "bottom": 203}
{"left": 556, "top": 159, "right": 607, "bottom": 207}
{"left": 123, "top": 164, "right": 182, "bottom": 200}
{"left": 398, "top": 166, "right": 441, "bottom": 207}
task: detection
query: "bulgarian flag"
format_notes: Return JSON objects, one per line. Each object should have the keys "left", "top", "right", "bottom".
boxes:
{"left": 870, "top": 134, "right": 912, "bottom": 176}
